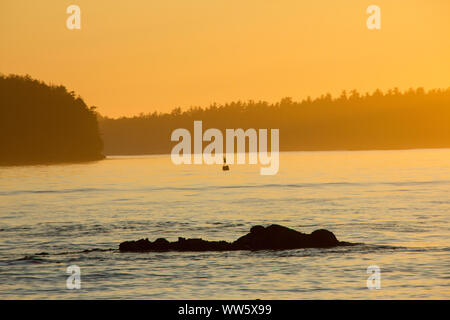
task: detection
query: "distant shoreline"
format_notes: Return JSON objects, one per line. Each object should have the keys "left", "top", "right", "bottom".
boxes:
{"left": 103, "top": 146, "right": 450, "bottom": 157}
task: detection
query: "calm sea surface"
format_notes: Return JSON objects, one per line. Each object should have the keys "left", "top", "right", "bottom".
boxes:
{"left": 0, "top": 150, "right": 449, "bottom": 299}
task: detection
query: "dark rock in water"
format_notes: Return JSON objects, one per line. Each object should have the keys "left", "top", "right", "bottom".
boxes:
{"left": 119, "top": 224, "right": 354, "bottom": 252}
{"left": 231, "top": 225, "right": 340, "bottom": 250}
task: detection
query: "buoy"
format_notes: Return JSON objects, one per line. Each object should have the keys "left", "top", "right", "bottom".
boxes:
{"left": 223, "top": 156, "right": 229, "bottom": 171}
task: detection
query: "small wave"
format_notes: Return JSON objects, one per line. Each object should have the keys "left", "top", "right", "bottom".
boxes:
{"left": 0, "top": 248, "right": 117, "bottom": 266}
{"left": 384, "top": 180, "right": 450, "bottom": 186}
{"left": 0, "top": 187, "right": 112, "bottom": 196}
{"left": 162, "top": 182, "right": 358, "bottom": 192}
{"left": 0, "top": 226, "right": 32, "bottom": 232}
{"left": 1, "top": 255, "right": 48, "bottom": 265}
{"left": 144, "top": 180, "right": 450, "bottom": 193}
{"left": 1, "top": 180, "right": 448, "bottom": 197}
{"left": 5, "top": 243, "right": 446, "bottom": 266}
{"left": 34, "top": 248, "right": 115, "bottom": 256}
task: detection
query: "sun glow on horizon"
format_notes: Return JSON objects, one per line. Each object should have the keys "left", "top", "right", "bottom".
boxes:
{"left": 1, "top": 0, "right": 450, "bottom": 117}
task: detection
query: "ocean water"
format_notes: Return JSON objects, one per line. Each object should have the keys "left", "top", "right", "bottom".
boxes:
{"left": 0, "top": 150, "right": 449, "bottom": 299}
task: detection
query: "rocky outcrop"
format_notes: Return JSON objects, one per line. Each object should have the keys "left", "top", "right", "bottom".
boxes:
{"left": 119, "top": 224, "right": 353, "bottom": 252}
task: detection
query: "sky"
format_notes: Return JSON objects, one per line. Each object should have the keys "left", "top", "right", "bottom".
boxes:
{"left": 1, "top": 0, "right": 450, "bottom": 118}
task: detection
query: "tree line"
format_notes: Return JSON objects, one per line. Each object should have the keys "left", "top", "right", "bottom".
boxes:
{"left": 99, "top": 87, "right": 450, "bottom": 155}
{"left": 0, "top": 74, "right": 103, "bottom": 164}
{"left": 1, "top": 73, "right": 448, "bottom": 162}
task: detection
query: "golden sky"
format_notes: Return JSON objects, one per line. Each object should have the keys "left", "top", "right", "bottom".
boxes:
{"left": 1, "top": 0, "right": 449, "bottom": 117}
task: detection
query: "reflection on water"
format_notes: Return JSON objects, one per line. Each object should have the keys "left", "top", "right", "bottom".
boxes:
{"left": 0, "top": 149, "right": 449, "bottom": 299}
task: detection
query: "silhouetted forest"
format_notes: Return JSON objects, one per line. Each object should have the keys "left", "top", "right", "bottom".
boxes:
{"left": 2, "top": 73, "right": 448, "bottom": 161}
{"left": 0, "top": 75, "right": 104, "bottom": 164}
{"left": 100, "top": 87, "right": 450, "bottom": 155}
